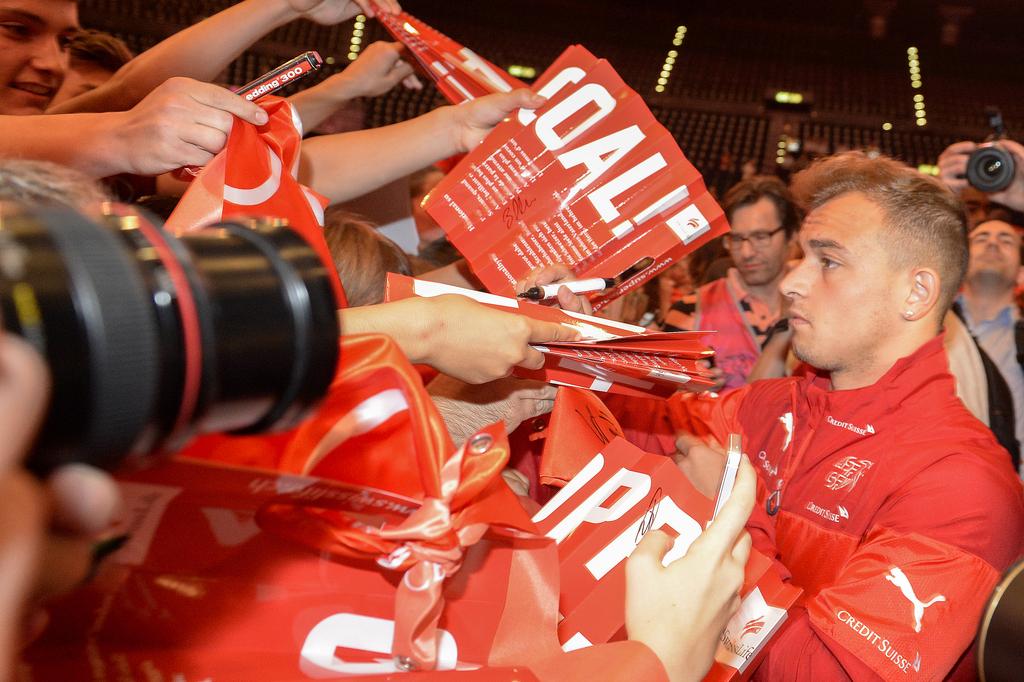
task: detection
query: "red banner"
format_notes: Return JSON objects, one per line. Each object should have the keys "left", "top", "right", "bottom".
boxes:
{"left": 164, "top": 96, "right": 346, "bottom": 307}
{"left": 21, "top": 335, "right": 669, "bottom": 680}
{"left": 534, "top": 392, "right": 802, "bottom": 680}
{"left": 372, "top": 2, "right": 525, "bottom": 103}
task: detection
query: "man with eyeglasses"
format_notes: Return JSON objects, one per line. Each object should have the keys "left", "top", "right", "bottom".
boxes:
{"left": 955, "top": 219, "right": 1024, "bottom": 475}
{"left": 664, "top": 176, "right": 801, "bottom": 389}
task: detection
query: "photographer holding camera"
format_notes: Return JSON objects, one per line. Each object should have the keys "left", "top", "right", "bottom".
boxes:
{"left": 938, "top": 117, "right": 1024, "bottom": 478}
{"left": 938, "top": 109, "right": 1024, "bottom": 214}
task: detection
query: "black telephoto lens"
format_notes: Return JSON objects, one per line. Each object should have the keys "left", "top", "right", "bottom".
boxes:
{"left": 0, "top": 204, "right": 340, "bottom": 473}
{"left": 966, "top": 144, "right": 1016, "bottom": 194}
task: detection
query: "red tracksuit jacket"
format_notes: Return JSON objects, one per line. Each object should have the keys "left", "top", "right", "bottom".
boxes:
{"left": 672, "top": 336, "right": 1024, "bottom": 680}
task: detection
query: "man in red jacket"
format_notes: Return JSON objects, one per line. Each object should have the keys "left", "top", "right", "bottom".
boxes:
{"left": 669, "top": 152, "right": 1024, "bottom": 680}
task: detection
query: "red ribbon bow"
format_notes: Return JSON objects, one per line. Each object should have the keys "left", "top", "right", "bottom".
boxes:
{"left": 255, "top": 335, "right": 536, "bottom": 670}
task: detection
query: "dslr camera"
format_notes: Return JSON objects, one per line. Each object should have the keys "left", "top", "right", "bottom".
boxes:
{"left": 0, "top": 203, "right": 341, "bottom": 473}
{"left": 966, "top": 107, "right": 1016, "bottom": 194}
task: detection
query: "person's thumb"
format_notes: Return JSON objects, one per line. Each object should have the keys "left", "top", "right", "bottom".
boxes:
{"left": 630, "top": 528, "right": 673, "bottom": 566}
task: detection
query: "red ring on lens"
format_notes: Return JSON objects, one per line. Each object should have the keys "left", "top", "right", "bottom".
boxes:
{"left": 133, "top": 218, "right": 202, "bottom": 439}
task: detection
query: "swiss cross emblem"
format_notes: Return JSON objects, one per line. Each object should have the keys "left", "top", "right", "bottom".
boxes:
{"left": 825, "top": 456, "right": 873, "bottom": 492}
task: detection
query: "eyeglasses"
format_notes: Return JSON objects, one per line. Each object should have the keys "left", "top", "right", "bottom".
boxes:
{"left": 723, "top": 226, "right": 786, "bottom": 250}
{"left": 969, "top": 231, "right": 1020, "bottom": 248}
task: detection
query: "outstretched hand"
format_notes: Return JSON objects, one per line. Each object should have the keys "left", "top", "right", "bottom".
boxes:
{"left": 334, "top": 41, "right": 420, "bottom": 99}
{"left": 450, "top": 89, "right": 546, "bottom": 154}
{"left": 424, "top": 294, "right": 579, "bottom": 383}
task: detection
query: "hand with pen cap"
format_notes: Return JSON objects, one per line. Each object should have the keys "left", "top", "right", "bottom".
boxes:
{"left": 673, "top": 432, "right": 729, "bottom": 498}
{"left": 625, "top": 455, "right": 755, "bottom": 682}
{"left": 110, "top": 77, "right": 269, "bottom": 176}
{"left": 0, "top": 333, "right": 121, "bottom": 666}
{"left": 286, "top": 0, "right": 400, "bottom": 25}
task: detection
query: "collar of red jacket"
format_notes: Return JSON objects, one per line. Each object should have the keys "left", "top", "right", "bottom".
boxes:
{"left": 802, "top": 333, "right": 952, "bottom": 422}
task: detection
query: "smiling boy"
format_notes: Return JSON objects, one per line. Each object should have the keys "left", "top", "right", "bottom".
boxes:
{"left": 0, "top": 0, "right": 78, "bottom": 114}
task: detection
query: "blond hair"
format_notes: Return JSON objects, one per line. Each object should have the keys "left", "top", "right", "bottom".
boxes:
{"left": 322, "top": 209, "right": 412, "bottom": 307}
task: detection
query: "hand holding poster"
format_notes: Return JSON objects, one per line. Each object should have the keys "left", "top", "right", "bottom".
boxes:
{"left": 385, "top": 274, "right": 719, "bottom": 398}
{"left": 532, "top": 429, "right": 803, "bottom": 680}
{"left": 422, "top": 45, "right": 730, "bottom": 309}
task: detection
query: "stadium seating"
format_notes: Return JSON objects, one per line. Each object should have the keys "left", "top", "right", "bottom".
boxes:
{"left": 76, "top": 0, "right": 1023, "bottom": 177}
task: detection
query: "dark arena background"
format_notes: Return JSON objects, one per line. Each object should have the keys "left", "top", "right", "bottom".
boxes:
{"left": 79, "top": 0, "right": 1023, "bottom": 195}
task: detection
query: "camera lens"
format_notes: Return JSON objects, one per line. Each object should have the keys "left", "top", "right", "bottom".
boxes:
{"left": 0, "top": 204, "right": 340, "bottom": 472}
{"left": 966, "top": 144, "right": 1016, "bottom": 193}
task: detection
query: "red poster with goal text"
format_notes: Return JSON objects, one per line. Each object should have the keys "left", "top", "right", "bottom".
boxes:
{"left": 423, "top": 45, "right": 729, "bottom": 310}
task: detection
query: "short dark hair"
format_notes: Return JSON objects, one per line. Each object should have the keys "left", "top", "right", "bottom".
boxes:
{"left": 790, "top": 151, "right": 968, "bottom": 316}
{"left": 67, "top": 29, "right": 133, "bottom": 73}
{"left": 721, "top": 175, "right": 802, "bottom": 238}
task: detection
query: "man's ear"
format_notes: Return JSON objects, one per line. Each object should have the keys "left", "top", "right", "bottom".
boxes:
{"left": 903, "top": 267, "right": 940, "bottom": 321}
{"left": 1016, "top": 264, "right": 1024, "bottom": 289}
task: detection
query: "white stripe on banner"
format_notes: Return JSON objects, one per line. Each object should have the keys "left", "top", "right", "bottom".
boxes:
{"left": 223, "top": 146, "right": 283, "bottom": 206}
{"left": 289, "top": 103, "right": 304, "bottom": 178}
{"left": 302, "top": 186, "right": 325, "bottom": 226}
{"left": 411, "top": 279, "right": 518, "bottom": 308}
{"left": 556, "top": 357, "right": 655, "bottom": 391}
{"left": 562, "top": 309, "right": 646, "bottom": 334}
{"left": 289, "top": 103, "right": 305, "bottom": 140}
{"left": 303, "top": 388, "right": 409, "bottom": 473}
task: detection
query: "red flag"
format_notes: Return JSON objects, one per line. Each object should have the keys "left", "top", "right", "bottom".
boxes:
{"left": 165, "top": 96, "right": 347, "bottom": 307}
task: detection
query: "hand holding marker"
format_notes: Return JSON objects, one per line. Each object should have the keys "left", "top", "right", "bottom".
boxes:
{"left": 517, "top": 256, "right": 656, "bottom": 301}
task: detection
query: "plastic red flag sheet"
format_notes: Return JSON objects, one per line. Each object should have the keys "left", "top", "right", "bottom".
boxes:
{"left": 20, "top": 456, "right": 568, "bottom": 680}
{"left": 371, "top": 2, "right": 525, "bottom": 103}
{"left": 384, "top": 273, "right": 718, "bottom": 398}
{"left": 163, "top": 96, "right": 346, "bottom": 307}
{"left": 531, "top": 432, "right": 803, "bottom": 681}
{"left": 422, "top": 45, "right": 730, "bottom": 309}
{"left": 20, "top": 448, "right": 663, "bottom": 678}
{"left": 21, "top": 334, "right": 667, "bottom": 681}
